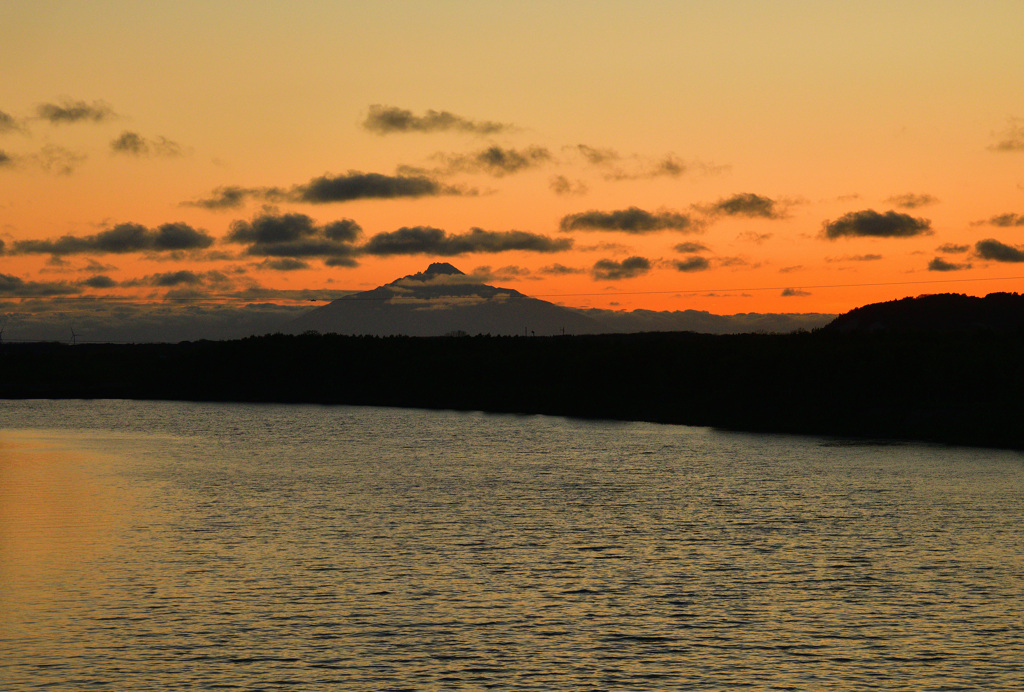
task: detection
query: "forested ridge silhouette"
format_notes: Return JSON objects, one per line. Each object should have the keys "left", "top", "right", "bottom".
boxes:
{"left": 3, "top": 327, "right": 1022, "bottom": 449}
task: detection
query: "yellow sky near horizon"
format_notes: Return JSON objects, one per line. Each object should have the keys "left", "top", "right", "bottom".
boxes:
{"left": 2, "top": 0, "right": 1024, "bottom": 322}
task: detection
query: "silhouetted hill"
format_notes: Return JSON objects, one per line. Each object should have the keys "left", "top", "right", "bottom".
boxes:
{"left": 825, "top": 292, "right": 1024, "bottom": 332}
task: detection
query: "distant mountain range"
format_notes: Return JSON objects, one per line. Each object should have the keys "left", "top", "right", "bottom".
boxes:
{"left": 288, "top": 262, "right": 834, "bottom": 336}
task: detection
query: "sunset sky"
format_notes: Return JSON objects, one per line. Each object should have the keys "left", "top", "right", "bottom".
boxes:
{"left": 3, "top": 1, "right": 1024, "bottom": 338}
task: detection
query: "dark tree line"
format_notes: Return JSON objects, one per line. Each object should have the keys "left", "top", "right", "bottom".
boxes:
{"left": 3, "top": 329, "right": 1023, "bottom": 449}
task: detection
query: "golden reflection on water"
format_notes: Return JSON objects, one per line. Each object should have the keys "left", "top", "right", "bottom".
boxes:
{"left": 0, "top": 432, "right": 126, "bottom": 622}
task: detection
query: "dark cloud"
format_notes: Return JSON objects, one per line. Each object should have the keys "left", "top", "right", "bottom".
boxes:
{"left": 111, "top": 131, "right": 182, "bottom": 157}
{"left": 990, "top": 118, "right": 1024, "bottom": 152}
{"left": 363, "top": 105, "right": 510, "bottom": 135}
{"left": 295, "top": 171, "right": 470, "bottom": 203}
{"left": 361, "top": 226, "right": 572, "bottom": 256}
{"left": 37, "top": 99, "right": 113, "bottom": 124}
{"left": 0, "top": 150, "right": 11, "bottom": 166}
{"left": 188, "top": 171, "right": 471, "bottom": 208}
{"left": 12, "top": 222, "right": 214, "bottom": 256}
{"left": 937, "top": 243, "right": 969, "bottom": 254}
{"left": 978, "top": 213, "right": 1024, "bottom": 227}
{"left": 781, "top": 288, "right": 810, "bottom": 297}
{"left": 560, "top": 207, "right": 697, "bottom": 233}
{"left": 436, "top": 145, "right": 551, "bottom": 177}
{"left": 710, "top": 193, "right": 782, "bottom": 218}
{"left": 674, "top": 242, "right": 709, "bottom": 253}
{"left": 592, "top": 256, "right": 651, "bottom": 280}
{"left": 885, "top": 193, "right": 938, "bottom": 209}
{"left": 549, "top": 175, "right": 587, "bottom": 196}
{"left": 779, "top": 265, "right": 802, "bottom": 273}
{"left": 673, "top": 256, "right": 710, "bottom": 272}
{"left": 822, "top": 209, "right": 931, "bottom": 239}
{"left": 182, "top": 185, "right": 283, "bottom": 210}
{"left": 0, "top": 273, "right": 80, "bottom": 297}
{"left": 259, "top": 258, "right": 310, "bottom": 271}
{"left": 324, "top": 257, "right": 359, "bottom": 268}
{"left": 151, "top": 270, "right": 202, "bottom": 287}
{"left": 574, "top": 144, "right": 621, "bottom": 166}
{"left": 81, "top": 275, "right": 118, "bottom": 288}
{"left": 227, "top": 212, "right": 361, "bottom": 260}
{"left": 737, "top": 231, "right": 772, "bottom": 243}
{"left": 605, "top": 154, "right": 690, "bottom": 181}
{"left": 975, "top": 238, "right": 1024, "bottom": 262}
{"left": 719, "top": 257, "right": 755, "bottom": 268}
{"left": 928, "top": 257, "right": 971, "bottom": 272}
{"left": 539, "top": 263, "right": 586, "bottom": 275}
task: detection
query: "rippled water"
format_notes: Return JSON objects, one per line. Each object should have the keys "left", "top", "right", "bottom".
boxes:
{"left": 1, "top": 400, "right": 1023, "bottom": 690}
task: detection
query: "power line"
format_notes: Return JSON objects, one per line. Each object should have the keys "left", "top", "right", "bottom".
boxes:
{"left": 530, "top": 274, "right": 1024, "bottom": 299}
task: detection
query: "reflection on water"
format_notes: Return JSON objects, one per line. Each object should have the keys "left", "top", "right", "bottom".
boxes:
{"left": 1, "top": 400, "right": 1023, "bottom": 690}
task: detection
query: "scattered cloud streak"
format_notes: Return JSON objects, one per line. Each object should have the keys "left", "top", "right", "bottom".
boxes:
{"left": 928, "top": 257, "right": 971, "bottom": 271}
{"left": 674, "top": 242, "right": 709, "bottom": 253}
{"left": 990, "top": 117, "right": 1024, "bottom": 152}
{"left": 0, "top": 110, "right": 22, "bottom": 134}
{"left": 549, "top": 175, "right": 587, "bottom": 196}
{"left": 822, "top": 209, "right": 931, "bottom": 239}
{"left": 432, "top": 145, "right": 551, "bottom": 177}
{"left": 12, "top": 222, "right": 214, "bottom": 256}
{"left": 560, "top": 207, "right": 698, "bottom": 233}
{"left": 363, "top": 105, "right": 511, "bottom": 135}
{"left": 0, "top": 273, "right": 80, "bottom": 297}
{"left": 592, "top": 256, "right": 651, "bottom": 280}
{"left": 36, "top": 99, "right": 113, "bottom": 124}
{"left": 977, "top": 213, "right": 1024, "bottom": 227}
{"left": 673, "top": 256, "right": 711, "bottom": 272}
{"left": 885, "top": 193, "right": 938, "bottom": 209}
{"left": 34, "top": 145, "right": 86, "bottom": 175}
{"left": 295, "top": 171, "right": 472, "bottom": 203}
{"left": 709, "top": 193, "right": 784, "bottom": 219}
{"left": 183, "top": 185, "right": 271, "bottom": 210}
{"left": 111, "top": 131, "right": 183, "bottom": 157}
{"left": 362, "top": 227, "right": 572, "bottom": 256}
{"left": 187, "top": 171, "right": 471, "bottom": 208}
{"left": 539, "top": 263, "right": 586, "bottom": 275}
{"left": 781, "top": 288, "right": 810, "bottom": 297}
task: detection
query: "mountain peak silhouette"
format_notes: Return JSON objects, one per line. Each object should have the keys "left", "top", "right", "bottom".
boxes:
{"left": 424, "top": 262, "right": 464, "bottom": 276}
{"left": 287, "top": 263, "right": 599, "bottom": 336}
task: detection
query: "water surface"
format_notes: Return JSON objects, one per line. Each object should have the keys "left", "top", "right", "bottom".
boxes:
{"left": 2, "top": 400, "right": 1022, "bottom": 689}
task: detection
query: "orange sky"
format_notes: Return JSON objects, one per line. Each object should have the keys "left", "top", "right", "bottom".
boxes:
{"left": 2, "top": 1, "right": 1024, "bottom": 332}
